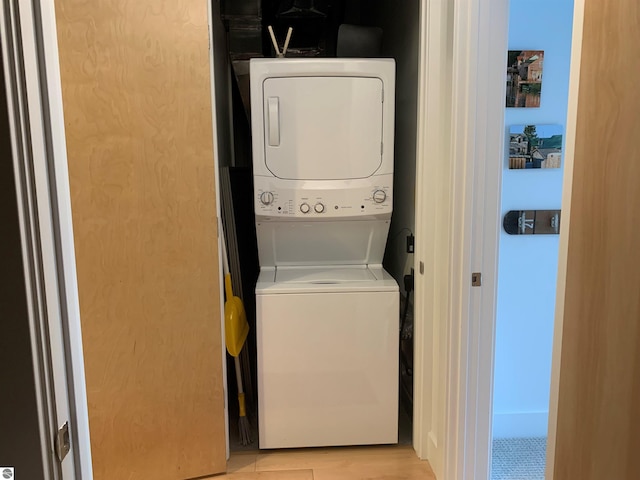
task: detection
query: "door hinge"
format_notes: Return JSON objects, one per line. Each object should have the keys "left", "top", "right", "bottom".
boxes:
{"left": 471, "top": 272, "right": 482, "bottom": 287}
{"left": 55, "top": 421, "right": 70, "bottom": 462}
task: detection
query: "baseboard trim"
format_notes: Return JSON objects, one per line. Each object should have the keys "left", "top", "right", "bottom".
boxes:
{"left": 492, "top": 411, "right": 549, "bottom": 438}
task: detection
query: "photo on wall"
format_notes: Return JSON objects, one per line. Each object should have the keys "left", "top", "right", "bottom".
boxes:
{"left": 508, "top": 124, "right": 563, "bottom": 169}
{"left": 506, "top": 50, "right": 544, "bottom": 107}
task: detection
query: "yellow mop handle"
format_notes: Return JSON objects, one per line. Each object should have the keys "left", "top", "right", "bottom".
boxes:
{"left": 225, "top": 273, "right": 233, "bottom": 299}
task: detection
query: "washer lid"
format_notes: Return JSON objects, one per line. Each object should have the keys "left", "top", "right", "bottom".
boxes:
{"left": 256, "top": 265, "right": 399, "bottom": 294}
{"left": 275, "top": 265, "right": 377, "bottom": 284}
{"left": 262, "top": 76, "right": 384, "bottom": 180}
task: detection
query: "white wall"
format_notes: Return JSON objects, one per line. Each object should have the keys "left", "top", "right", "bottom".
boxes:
{"left": 492, "top": 0, "right": 574, "bottom": 439}
{"left": 365, "top": 0, "right": 420, "bottom": 284}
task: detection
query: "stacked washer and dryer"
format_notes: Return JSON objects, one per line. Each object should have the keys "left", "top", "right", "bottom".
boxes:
{"left": 250, "top": 58, "right": 399, "bottom": 449}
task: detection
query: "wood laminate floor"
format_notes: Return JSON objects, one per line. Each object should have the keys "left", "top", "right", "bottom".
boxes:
{"left": 205, "top": 445, "right": 436, "bottom": 479}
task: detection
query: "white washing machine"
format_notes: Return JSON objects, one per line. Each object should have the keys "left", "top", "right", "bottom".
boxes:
{"left": 250, "top": 58, "right": 399, "bottom": 448}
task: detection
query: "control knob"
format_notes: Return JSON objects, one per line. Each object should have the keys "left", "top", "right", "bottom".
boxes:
{"left": 372, "top": 189, "right": 387, "bottom": 204}
{"left": 260, "top": 191, "right": 274, "bottom": 206}
{"left": 314, "top": 203, "right": 325, "bottom": 213}
{"left": 300, "top": 203, "right": 310, "bottom": 214}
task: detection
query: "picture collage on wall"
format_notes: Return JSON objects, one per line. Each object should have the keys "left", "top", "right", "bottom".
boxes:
{"left": 506, "top": 50, "right": 544, "bottom": 108}
{"left": 505, "top": 49, "right": 563, "bottom": 170}
{"left": 508, "top": 124, "right": 563, "bottom": 169}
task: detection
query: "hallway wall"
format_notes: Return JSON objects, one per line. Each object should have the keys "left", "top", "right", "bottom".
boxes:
{"left": 493, "top": 0, "right": 574, "bottom": 438}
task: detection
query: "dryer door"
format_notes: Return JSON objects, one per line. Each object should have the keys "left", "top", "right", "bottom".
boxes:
{"left": 262, "top": 76, "right": 384, "bottom": 180}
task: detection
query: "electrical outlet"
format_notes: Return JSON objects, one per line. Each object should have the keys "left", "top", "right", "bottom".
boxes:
{"left": 406, "top": 234, "right": 414, "bottom": 253}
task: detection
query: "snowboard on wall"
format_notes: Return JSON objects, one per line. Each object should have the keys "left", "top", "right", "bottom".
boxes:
{"left": 503, "top": 209, "right": 561, "bottom": 235}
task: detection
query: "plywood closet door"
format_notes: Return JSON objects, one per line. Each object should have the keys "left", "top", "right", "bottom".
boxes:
{"left": 54, "top": 0, "right": 226, "bottom": 478}
{"left": 553, "top": 0, "right": 640, "bottom": 479}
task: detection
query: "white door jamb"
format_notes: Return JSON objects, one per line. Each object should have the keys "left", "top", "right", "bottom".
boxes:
{"left": 412, "top": 1, "right": 454, "bottom": 477}
{"left": 445, "top": 1, "right": 509, "bottom": 478}
{"left": 413, "top": 0, "right": 509, "bottom": 479}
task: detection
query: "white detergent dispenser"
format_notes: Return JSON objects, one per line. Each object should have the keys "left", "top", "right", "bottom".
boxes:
{"left": 250, "top": 58, "right": 399, "bottom": 448}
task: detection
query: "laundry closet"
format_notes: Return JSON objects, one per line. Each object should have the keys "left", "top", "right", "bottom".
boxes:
{"left": 54, "top": 0, "right": 420, "bottom": 476}
{"left": 210, "top": 0, "right": 421, "bottom": 451}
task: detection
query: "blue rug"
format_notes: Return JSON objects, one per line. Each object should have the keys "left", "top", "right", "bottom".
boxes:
{"left": 491, "top": 437, "right": 547, "bottom": 480}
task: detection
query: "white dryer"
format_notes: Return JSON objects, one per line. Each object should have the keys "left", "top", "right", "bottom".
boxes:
{"left": 250, "top": 58, "right": 399, "bottom": 448}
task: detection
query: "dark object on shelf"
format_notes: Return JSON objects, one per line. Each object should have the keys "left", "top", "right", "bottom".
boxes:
{"left": 277, "top": 0, "right": 327, "bottom": 18}
{"left": 503, "top": 209, "right": 561, "bottom": 235}
{"left": 228, "top": 18, "right": 263, "bottom": 60}
{"left": 336, "top": 24, "right": 382, "bottom": 57}
{"left": 221, "top": 0, "right": 261, "bottom": 17}
{"left": 221, "top": 0, "right": 263, "bottom": 61}
{"left": 270, "top": 0, "right": 331, "bottom": 56}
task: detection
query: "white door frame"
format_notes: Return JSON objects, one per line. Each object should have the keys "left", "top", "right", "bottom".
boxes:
{"left": 446, "top": 1, "right": 509, "bottom": 477}
{"left": 413, "top": 1, "right": 508, "bottom": 479}
{"left": 1, "top": 0, "right": 93, "bottom": 477}
{"left": 34, "top": 0, "right": 94, "bottom": 476}
{"left": 414, "top": 2, "right": 588, "bottom": 480}
{"left": 412, "top": 1, "right": 454, "bottom": 476}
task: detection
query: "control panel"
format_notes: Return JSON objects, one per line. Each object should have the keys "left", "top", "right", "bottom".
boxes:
{"left": 254, "top": 177, "right": 393, "bottom": 219}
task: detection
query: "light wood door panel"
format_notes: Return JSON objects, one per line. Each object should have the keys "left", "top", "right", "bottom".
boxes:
{"left": 54, "top": 0, "right": 226, "bottom": 478}
{"left": 553, "top": 0, "right": 640, "bottom": 478}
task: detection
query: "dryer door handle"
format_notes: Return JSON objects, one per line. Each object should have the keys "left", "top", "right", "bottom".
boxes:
{"left": 267, "top": 97, "right": 280, "bottom": 147}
